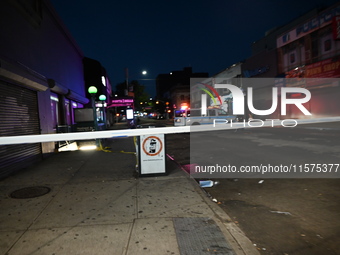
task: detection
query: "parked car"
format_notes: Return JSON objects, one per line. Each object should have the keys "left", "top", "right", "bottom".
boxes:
{"left": 148, "top": 112, "right": 164, "bottom": 119}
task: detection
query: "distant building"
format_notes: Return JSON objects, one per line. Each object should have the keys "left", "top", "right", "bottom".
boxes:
{"left": 191, "top": 63, "right": 242, "bottom": 113}
{"left": 241, "top": 3, "right": 340, "bottom": 119}
{"left": 83, "top": 57, "right": 113, "bottom": 126}
{"left": 170, "top": 84, "right": 191, "bottom": 112}
{"left": 276, "top": 3, "right": 340, "bottom": 118}
{"left": 0, "top": 0, "right": 97, "bottom": 178}
{"left": 156, "top": 67, "right": 208, "bottom": 110}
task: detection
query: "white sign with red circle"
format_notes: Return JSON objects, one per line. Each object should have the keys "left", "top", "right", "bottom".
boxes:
{"left": 140, "top": 134, "right": 166, "bottom": 175}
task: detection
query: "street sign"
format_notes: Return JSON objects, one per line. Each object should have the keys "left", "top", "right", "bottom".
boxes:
{"left": 139, "top": 134, "right": 166, "bottom": 176}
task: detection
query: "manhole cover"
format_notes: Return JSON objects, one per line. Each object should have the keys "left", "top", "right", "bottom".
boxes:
{"left": 10, "top": 186, "right": 51, "bottom": 199}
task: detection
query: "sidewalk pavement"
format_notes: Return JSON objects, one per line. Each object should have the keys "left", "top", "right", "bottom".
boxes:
{"left": 0, "top": 136, "right": 260, "bottom": 255}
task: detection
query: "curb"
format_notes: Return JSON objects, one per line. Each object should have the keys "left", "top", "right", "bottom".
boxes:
{"left": 167, "top": 155, "right": 260, "bottom": 255}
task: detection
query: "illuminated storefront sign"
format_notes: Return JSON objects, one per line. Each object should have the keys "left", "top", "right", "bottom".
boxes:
{"left": 305, "top": 58, "right": 340, "bottom": 78}
{"left": 284, "top": 58, "right": 340, "bottom": 89}
{"left": 285, "top": 58, "right": 340, "bottom": 81}
{"left": 108, "top": 98, "right": 134, "bottom": 107}
{"left": 277, "top": 4, "right": 340, "bottom": 47}
{"left": 243, "top": 65, "right": 269, "bottom": 77}
{"left": 332, "top": 16, "right": 340, "bottom": 40}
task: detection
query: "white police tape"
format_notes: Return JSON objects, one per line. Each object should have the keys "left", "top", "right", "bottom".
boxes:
{"left": 0, "top": 126, "right": 190, "bottom": 145}
{"left": 0, "top": 117, "right": 339, "bottom": 145}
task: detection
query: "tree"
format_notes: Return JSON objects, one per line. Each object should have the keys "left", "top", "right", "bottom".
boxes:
{"left": 115, "top": 80, "right": 150, "bottom": 110}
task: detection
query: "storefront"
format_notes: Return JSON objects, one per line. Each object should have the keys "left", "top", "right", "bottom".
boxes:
{"left": 0, "top": 80, "right": 42, "bottom": 178}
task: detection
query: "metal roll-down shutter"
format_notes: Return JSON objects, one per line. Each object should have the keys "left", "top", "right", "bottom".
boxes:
{"left": 0, "top": 80, "right": 42, "bottom": 179}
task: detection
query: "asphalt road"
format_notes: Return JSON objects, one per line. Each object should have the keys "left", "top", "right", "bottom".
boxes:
{"left": 163, "top": 121, "right": 340, "bottom": 255}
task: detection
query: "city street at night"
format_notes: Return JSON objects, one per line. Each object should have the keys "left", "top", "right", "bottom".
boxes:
{"left": 1, "top": 1, "right": 340, "bottom": 254}
{"left": 165, "top": 120, "right": 340, "bottom": 255}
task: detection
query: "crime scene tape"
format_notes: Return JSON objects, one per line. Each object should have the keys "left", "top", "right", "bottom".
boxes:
{"left": 0, "top": 117, "right": 340, "bottom": 146}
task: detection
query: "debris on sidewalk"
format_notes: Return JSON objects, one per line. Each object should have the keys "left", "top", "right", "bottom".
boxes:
{"left": 258, "top": 180, "right": 264, "bottom": 184}
{"left": 199, "top": 180, "right": 219, "bottom": 188}
{"left": 270, "top": 210, "right": 292, "bottom": 215}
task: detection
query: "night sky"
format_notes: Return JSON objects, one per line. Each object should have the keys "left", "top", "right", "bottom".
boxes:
{"left": 50, "top": 0, "right": 340, "bottom": 96}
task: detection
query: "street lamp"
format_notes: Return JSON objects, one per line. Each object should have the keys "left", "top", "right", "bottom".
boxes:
{"left": 88, "top": 86, "right": 97, "bottom": 94}
{"left": 88, "top": 86, "right": 98, "bottom": 131}
{"left": 125, "top": 68, "right": 148, "bottom": 96}
{"left": 99, "top": 94, "right": 106, "bottom": 127}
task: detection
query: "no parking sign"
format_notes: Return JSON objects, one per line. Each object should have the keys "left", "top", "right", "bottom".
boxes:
{"left": 138, "top": 134, "right": 166, "bottom": 176}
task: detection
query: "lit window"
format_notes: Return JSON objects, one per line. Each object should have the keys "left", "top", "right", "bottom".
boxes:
{"left": 50, "top": 95, "right": 59, "bottom": 102}
{"left": 101, "top": 76, "right": 106, "bottom": 86}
